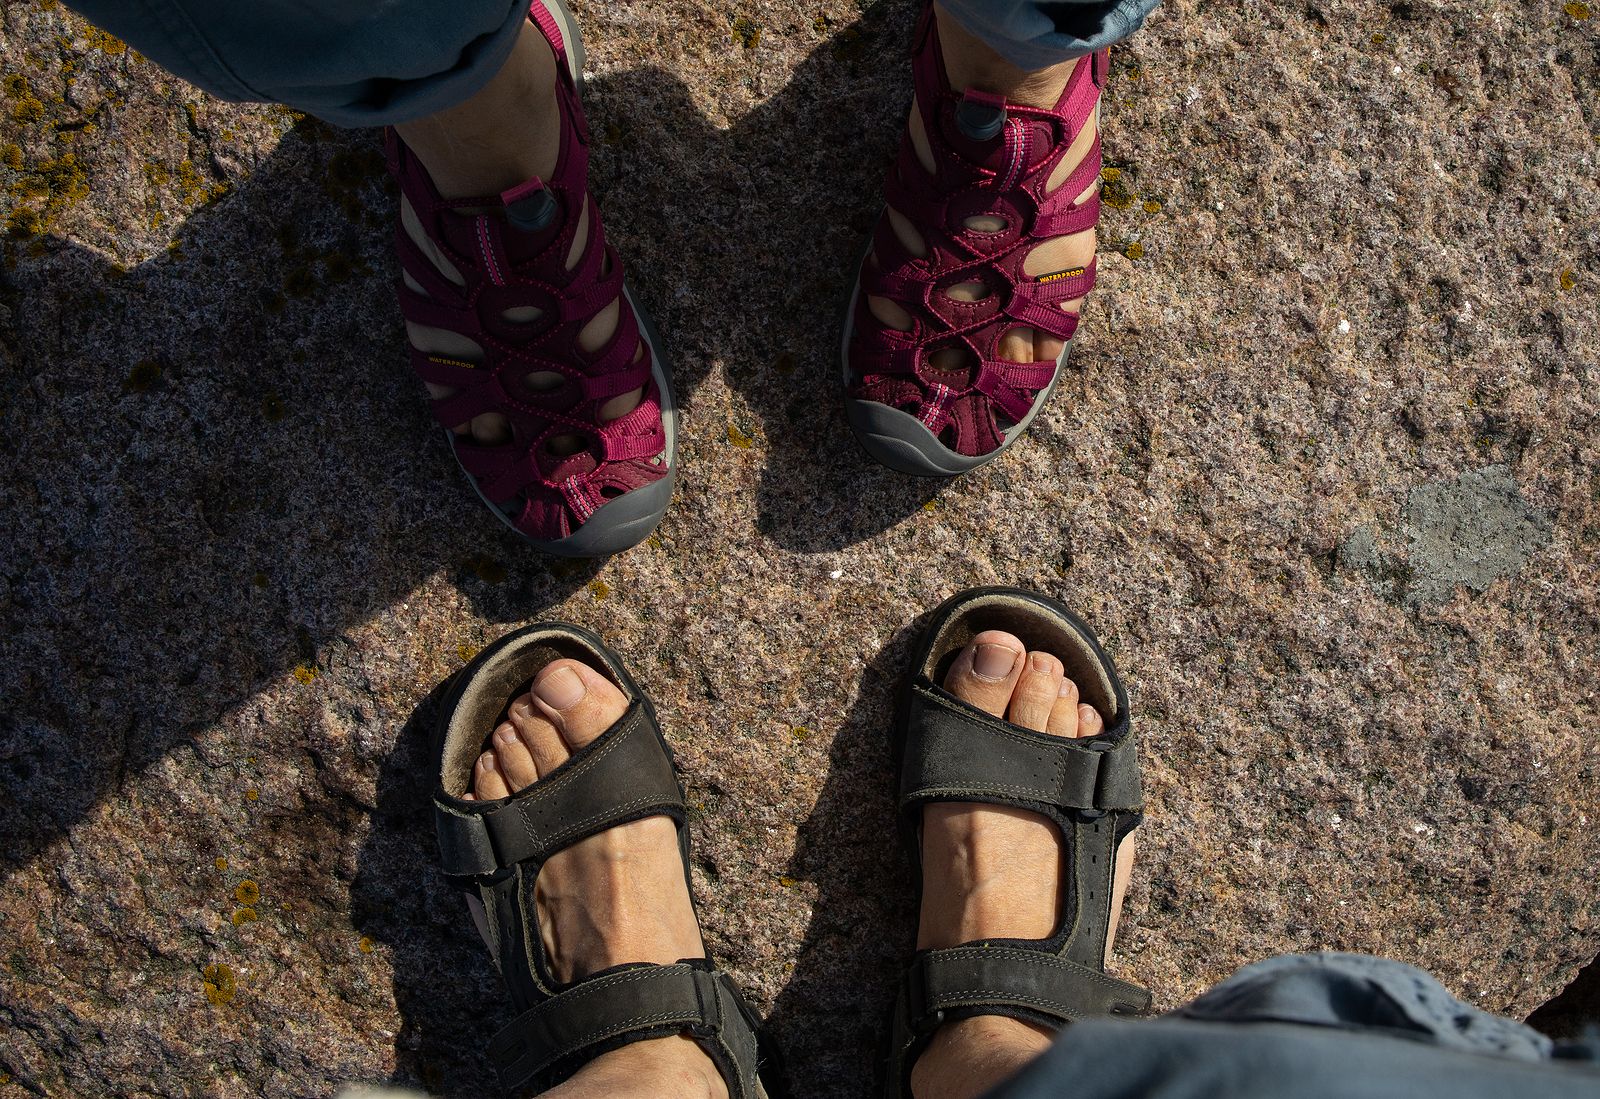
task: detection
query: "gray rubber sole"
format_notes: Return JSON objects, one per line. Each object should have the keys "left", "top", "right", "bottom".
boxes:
{"left": 451, "top": 0, "right": 675, "bottom": 559}
{"left": 455, "top": 286, "right": 677, "bottom": 559}
{"left": 839, "top": 241, "right": 1069, "bottom": 478}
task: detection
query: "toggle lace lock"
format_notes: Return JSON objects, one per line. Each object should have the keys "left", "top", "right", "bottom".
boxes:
{"left": 955, "top": 89, "right": 1008, "bottom": 142}
{"left": 505, "top": 189, "right": 559, "bottom": 233}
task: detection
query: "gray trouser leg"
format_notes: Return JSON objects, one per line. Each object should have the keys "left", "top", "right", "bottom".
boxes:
{"left": 934, "top": 0, "right": 1163, "bottom": 70}
{"left": 60, "top": 0, "right": 527, "bottom": 126}
{"left": 982, "top": 953, "right": 1600, "bottom": 1099}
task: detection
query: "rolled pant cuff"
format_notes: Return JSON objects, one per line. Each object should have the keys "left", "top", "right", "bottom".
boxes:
{"left": 935, "top": 0, "right": 1160, "bottom": 69}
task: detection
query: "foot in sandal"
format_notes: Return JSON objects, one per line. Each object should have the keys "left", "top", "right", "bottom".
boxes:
{"left": 391, "top": 0, "right": 676, "bottom": 557}
{"left": 433, "top": 627, "right": 778, "bottom": 1098}
{"left": 842, "top": 5, "right": 1109, "bottom": 475}
{"left": 885, "top": 588, "right": 1149, "bottom": 1099}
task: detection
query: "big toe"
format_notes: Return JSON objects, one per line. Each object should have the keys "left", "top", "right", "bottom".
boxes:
{"left": 531, "top": 658, "right": 630, "bottom": 750}
{"left": 942, "top": 630, "right": 1026, "bottom": 717}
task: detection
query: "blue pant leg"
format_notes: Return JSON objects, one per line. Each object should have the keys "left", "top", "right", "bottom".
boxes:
{"left": 61, "top": 0, "right": 528, "bottom": 126}
{"left": 935, "top": 0, "right": 1162, "bottom": 69}
{"left": 982, "top": 954, "right": 1600, "bottom": 1099}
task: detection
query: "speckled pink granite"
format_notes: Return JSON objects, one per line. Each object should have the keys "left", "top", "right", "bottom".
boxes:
{"left": 1, "top": 0, "right": 1596, "bottom": 1095}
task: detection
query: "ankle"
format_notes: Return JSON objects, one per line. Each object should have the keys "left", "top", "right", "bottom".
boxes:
{"left": 569, "top": 1036, "right": 729, "bottom": 1099}
{"left": 909, "top": 1015, "right": 1053, "bottom": 1099}
{"left": 394, "top": 19, "right": 563, "bottom": 198}
{"left": 932, "top": 3, "right": 1080, "bottom": 109}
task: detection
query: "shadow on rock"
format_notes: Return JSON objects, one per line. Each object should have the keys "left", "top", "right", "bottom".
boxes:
{"left": 766, "top": 609, "right": 928, "bottom": 1095}
{"left": 350, "top": 676, "right": 504, "bottom": 1097}
{"left": 0, "top": 118, "right": 592, "bottom": 874}
{"left": 585, "top": 0, "right": 942, "bottom": 554}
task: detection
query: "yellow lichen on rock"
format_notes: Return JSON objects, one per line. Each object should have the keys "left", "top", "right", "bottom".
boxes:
{"left": 732, "top": 16, "right": 761, "bottom": 48}
{"left": 234, "top": 880, "right": 260, "bottom": 906}
{"left": 4, "top": 74, "right": 44, "bottom": 124}
{"left": 201, "top": 963, "right": 236, "bottom": 1006}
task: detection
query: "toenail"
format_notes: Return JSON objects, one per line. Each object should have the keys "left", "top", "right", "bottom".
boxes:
{"left": 1031, "top": 653, "right": 1055, "bottom": 674}
{"left": 496, "top": 726, "right": 518, "bottom": 745}
{"left": 534, "top": 665, "right": 587, "bottom": 710}
{"left": 973, "top": 643, "right": 1020, "bottom": 681}
{"left": 1059, "top": 679, "right": 1078, "bottom": 698}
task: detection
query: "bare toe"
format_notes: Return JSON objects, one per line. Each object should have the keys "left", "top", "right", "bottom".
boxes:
{"left": 942, "top": 630, "right": 1026, "bottom": 717}
{"left": 490, "top": 720, "right": 539, "bottom": 791}
{"left": 1076, "top": 703, "right": 1104, "bottom": 738}
{"left": 531, "top": 659, "right": 630, "bottom": 749}
{"left": 472, "top": 750, "right": 510, "bottom": 801}
{"left": 508, "top": 692, "right": 569, "bottom": 777}
{"left": 1006, "top": 652, "right": 1065, "bottom": 730}
{"left": 1047, "top": 677, "right": 1082, "bottom": 737}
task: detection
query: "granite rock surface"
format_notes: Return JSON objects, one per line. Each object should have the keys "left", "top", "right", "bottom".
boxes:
{"left": 1, "top": 0, "right": 1597, "bottom": 1095}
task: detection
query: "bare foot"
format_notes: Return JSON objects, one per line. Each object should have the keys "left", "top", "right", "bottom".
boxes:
{"left": 909, "top": 631, "right": 1133, "bottom": 1099}
{"left": 468, "top": 659, "right": 726, "bottom": 1099}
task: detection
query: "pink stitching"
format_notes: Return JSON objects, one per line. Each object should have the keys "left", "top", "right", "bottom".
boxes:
{"left": 561, "top": 475, "right": 595, "bottom": 521}
{"left": 920, "top": 382, "right": 953, "bottom": 427}
{"left": 477, "top": 215, "right": 506, "bottom": 286}
{"left": 1000, "top": 118, "right": 1026, "bottom": 192}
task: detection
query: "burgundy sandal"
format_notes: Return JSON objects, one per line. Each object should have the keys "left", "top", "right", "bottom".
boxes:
{"left": 388, "top": 0, "right": 676, "bottom": 556}
{"left": 842, "top": 4, "right": 1108, "bottom": 476}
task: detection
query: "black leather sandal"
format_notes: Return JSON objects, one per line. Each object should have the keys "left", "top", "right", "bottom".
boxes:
{"left": 431, "top": 623, "right": 784, "bottom": 1097}
{"left": 885, "top": 587, "right": 1153, "bottom": 1097}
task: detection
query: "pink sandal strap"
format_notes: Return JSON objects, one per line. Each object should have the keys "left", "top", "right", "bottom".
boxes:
{"left": 848, "top": 4, "right": 1110, "bottom": 458}
{"left": 384, "top": 11, "right": 665, "bottom": 542}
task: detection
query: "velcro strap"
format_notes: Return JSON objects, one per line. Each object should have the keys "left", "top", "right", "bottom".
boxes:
{"left": 1004, "top": 287, "right": 1087, "bottom": 342}
{"left": 1056, "top": 50, "right": 1104, "bottom": 143}
{"left": 489, "top": 964, "right": 731, "bottom": 1094}
{"left": 974, "top": 371, "right": 1037, "bottom": 423}
{"left": 434, "top": 701, "right": 683, "bottom": 877}
{"left": 906, "top": 945, "right": 1151, "bottom": 1031}
{"left": 900, "top": 680, "right": 1141, "bottom": 813}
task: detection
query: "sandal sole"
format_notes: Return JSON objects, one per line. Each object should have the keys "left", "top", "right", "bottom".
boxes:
{"left": 839, "top": 236, "right": 1069, "bottom": 477}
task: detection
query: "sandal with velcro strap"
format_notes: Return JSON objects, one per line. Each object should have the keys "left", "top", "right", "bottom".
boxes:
{"left": 885, "top": 587, "right": 1152, "bottom": 1096}
{"left": 431, "top": 623, "right": 784, "bottom": 1097}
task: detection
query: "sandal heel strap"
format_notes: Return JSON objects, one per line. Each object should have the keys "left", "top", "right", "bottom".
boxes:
{"left": 906, "top": 945, "right": 1152, "bottom": 1029}
{"left": 490, "top": 963, "right": 763, "bottom": 1097}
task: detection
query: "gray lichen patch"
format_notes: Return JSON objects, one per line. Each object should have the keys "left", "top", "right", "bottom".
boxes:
{"left": 1402, "top": 465, "right": 1553, "bottom": 606}
{"left": 1337, "top": 466, "right": 1553, "bottom": 607}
